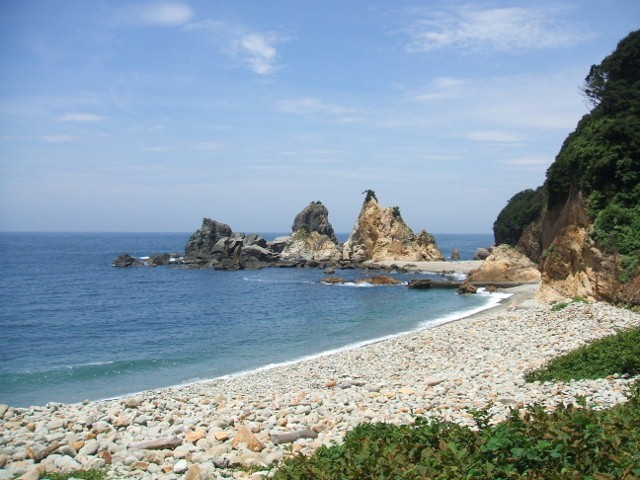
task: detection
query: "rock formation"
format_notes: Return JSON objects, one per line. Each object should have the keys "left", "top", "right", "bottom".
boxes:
{"left": 280, "top": 227, "right": 341, "bottom": 264}
{"left": 342, "top": 196, "right": 443, "bottom": 263}
{"left": 467, "top": 245, "right": 541, "bottom": 285}
{"left": 115, "top": 194, "right": 449, "bottom": 271}
{"left": 184, "top": 218, "right": 233, "bottom": 257}
{"left": 291, "top": 201, "right": 338, "bottom": 243}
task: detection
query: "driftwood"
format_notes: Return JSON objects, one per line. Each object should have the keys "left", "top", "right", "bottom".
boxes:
{"left": 271, "top": 429, "right": 318, "bottom": 445}
{"left": 32, "top": 442, "right": 61, "bottom": 461}
{"left": 128, "top": 436, "right": 182, "bottom": 450}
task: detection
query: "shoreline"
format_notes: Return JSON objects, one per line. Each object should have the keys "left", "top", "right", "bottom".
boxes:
{"left": 2, "top": 284, "right": 639, "bottom": 479}
{"left": 96, "top": 283, "right": 516, "bottom": 407}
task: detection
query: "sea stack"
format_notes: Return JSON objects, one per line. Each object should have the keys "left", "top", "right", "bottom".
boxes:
{"left": 291, "top": 201, "right": 338, "bottom": 243}
{"left": 342, "top": 191, "right": 444, "bottom": 263}
{"left": 281, "top": 201, "right": 341, "bottom": 263}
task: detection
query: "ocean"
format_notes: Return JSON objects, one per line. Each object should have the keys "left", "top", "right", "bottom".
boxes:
{"left": 0, "top": 232, "right": 496, "bottom": 408}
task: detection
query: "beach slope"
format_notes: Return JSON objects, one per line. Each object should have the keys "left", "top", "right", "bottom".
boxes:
{"left": 1, "top": 287, "right": 638, "bottom": 479}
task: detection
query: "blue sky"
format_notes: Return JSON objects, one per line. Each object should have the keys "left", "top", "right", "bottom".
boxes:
{"left": 1, "top": 1, "right": 638, "bottom": 234}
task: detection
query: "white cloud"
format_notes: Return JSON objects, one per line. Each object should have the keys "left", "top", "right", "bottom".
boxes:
{"left": 412, "top": 70, "right": 587, "bottom": 131}
{"left": 504, "top": 155, "right": 553, "bottom": 166}
{"left": 234, "top": 33, "right": 280, "bottom": 75}
{"left": 186, "top": 20, "right": 284, "bottom": 75}
{"left": 415, "top": 77, "right": 469, "bottom": 101}
{"left": 132, "top": 3, "right": 194, "bottom": 27}
{"left": 190, "top": 142, "right": 221, "bottom": 151}
{"left": 58, "top": 113, "right": 104, "bottom": 122}
{"left": 42, "top": 135, "right": 80, "bottom": 143}
{"left": 278, "top": 98, "right": 361, "bottom": 123}
{"left": 467, "top": 130, "right": 524, "bottom": 143}
{"left": 406, "top": 4, "right": 590, "bottom": 53}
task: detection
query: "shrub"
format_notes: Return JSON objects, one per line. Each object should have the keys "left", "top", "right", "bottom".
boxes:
{"left": 525, "top": 325, "right": 640, "bottom": 382}
{"left": 274, "top": 382, "right": 640, "bottom": 479}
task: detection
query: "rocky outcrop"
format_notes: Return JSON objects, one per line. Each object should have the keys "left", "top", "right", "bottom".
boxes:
{"left": 321, "top": 276, "right": 402, "bottom": 286}
{"left": 473, "top": 247, "right": 492, "bottom": 261}
{"left": 457, "top": 280, "right": 477, "bottom": 294}
{"left": 291, "top": 201, "right": 338, "bottom": 243}
{"left": 467, "top": 245, "right": 541, "bottom": 284}
{"left": 184, "top": 218, "right": 232, "bottom": 256}
{"left": 112, "top": 254, "right": 142, "bottom": 268}
{"left": 281, "top": 228, "right": 341, "bottom": 264}
{"left": 342, "top": 197, "right": 443, "bottom": 263}
{"left": 114, "top": 195, "right": 448, "bottom": 271}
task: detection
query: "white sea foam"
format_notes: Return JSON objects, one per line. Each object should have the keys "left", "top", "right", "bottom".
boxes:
{"left": 141, "top": 289, "right": 513, "bottom": 395}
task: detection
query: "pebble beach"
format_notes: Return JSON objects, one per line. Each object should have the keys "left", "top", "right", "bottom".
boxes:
{"left": 1, "top": 284, "right": 639, "bottom": 480}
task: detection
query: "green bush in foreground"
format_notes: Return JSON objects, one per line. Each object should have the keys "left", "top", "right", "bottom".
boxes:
{"left": 274, "top": 384, "right": 640, "bottom": 479}
{"left": 525, "top": 326, "right": 640, "bottom": 383}
{"left": 275, "top": 325, "right": 640, "bottom": 480}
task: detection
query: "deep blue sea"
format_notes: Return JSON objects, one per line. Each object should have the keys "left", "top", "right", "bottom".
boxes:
{"left": 0, "top": 232, "right": 495, "bottom": 408}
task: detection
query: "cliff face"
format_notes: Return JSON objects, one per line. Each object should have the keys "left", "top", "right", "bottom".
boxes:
{"left": 342, "top": 198, "right": 443, "bottom": 263}
{"left": 531, "top": 188, "right": 627, "bottom": 303}
{"left": 495, "top": 31, "right": 640, "bottom": 305}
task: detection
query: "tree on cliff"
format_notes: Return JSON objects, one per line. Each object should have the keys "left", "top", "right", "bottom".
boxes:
{"left": 362, "top": 189, "right": 377, "bottom": 204}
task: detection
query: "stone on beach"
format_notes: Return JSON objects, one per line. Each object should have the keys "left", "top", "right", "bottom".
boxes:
{"left": 232, "top": 425, "right": 265, "bottom": 452}
{"left": 128, "top": 436, "right": 182, "bottom": 450}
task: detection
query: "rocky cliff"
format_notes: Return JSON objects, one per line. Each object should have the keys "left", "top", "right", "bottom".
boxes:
{"left": 496, "top": 31, "right": 640, "bottom": 305}
{"left": 342, "top": 196, "right": 443, "bottom": 263}
{"left": 523, "top": 188, "right": 634, "bottom": 304}
{"left": 291, "top": 201, "right": 338, "bottom": 243}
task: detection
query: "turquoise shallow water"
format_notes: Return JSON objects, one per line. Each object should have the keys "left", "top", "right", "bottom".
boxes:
{"left": 0, "top": 232, "right": 494, "bottom": 408}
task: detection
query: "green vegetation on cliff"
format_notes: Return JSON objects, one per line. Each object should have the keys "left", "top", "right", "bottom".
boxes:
{"left": 493, "top": 187, "right": 544, "bottom": 246}
{"left": 495, "top": 30, "right": 640, "bottom": 282}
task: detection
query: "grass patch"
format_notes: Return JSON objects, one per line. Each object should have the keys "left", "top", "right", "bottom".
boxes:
{"left": 273, "top": 382, "right": 640, "bottom": 479}
{"left": 551, "top": 301, "right": 569, "bottom": 312}
{"left": 525, "top": 326, "right": 640, "bottom": 383}
{"left": 551, "top": 296, "right": 589, "bottom": 312}
{"left": 39, "top": 470, "right": 107, "bottom": 480}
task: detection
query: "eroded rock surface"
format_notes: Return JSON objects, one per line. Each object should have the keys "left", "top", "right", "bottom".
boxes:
{"left": 342, "top": 197, "right": 443, "bottom": 263}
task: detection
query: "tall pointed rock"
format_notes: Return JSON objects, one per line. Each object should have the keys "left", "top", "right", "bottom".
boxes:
{"left": 342, "top": 194, "right": 443, "bottom": 263}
